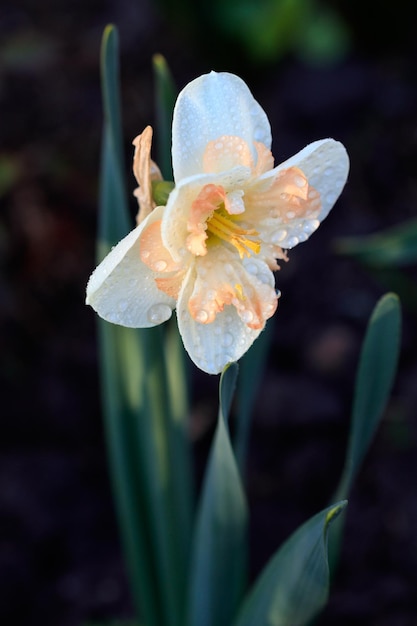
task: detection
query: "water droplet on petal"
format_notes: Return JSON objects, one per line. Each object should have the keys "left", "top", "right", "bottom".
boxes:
{"left": 154, "top": 260, "right": 167, "bottom": 272}
{"left": 245, "top": 261, "right": 258, "bottom": 275}
{"left": 294, "top": 175, "right": 306, "bottom": 188}
{"left": 118, "top": 299, "right": 128, "bottom": 312}
{"left": 286, "top": 211, "right": 296, "bottom": 219}
{"left": 222, "top": 332, "right": 234, "bottom": 347}
{"left": 142, "top": 250, "right": 150, "bottom": 259}
{"left": 196, "top": 309, "right": 209, "bottom": 323}
{"left": 326, "top": 191, "right": 337, "bottom": 205}
{"left": 147, "top": 303, "right": 172, "bottom": 325}
{"left": 286, "top": 236, "right": 299, "bottom": 248}
{"left": 241, "top": 310, "right": 254, "bottom": 324}
{"left": 271, "top": 229, "right": 287, "bottom": 244}
{"left": 224, "top": 263, "right": 234, "bottom": 275}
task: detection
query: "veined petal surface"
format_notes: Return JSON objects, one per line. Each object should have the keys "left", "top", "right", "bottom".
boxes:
{"left": 172, "top": 72, "right": 272, "bottom": 182}
{"left": 275, "top": 139, "right": 349, "bottom": 221}
{"left": 177, "top": 267, "right": 264, "bottom": 375}
{"left": 86, "top": 206, "right": 175, "bottom": 327}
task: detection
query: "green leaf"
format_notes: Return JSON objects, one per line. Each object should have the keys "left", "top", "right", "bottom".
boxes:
{"left": 335, "top": 217, "right": 417, "bottom": 267}
{"left": 234, "top": 501, "right": 347, "bottom": 626}
{"left": 98, "top": 26, "right": 188, "bottom": 626}
{"left": 234, "top": 322, "right": 272, "bottom": 475}
{"left": 153, "top": 53, "right": 177, "bottom": 180}
{"left": 335, "top": 292, "right": 401, "bottom": 498}
{"left": 187, "top": 363, "right": 248, "bottom": 626}
{"left": 330, "top": 293, "right": 401, "bottom": 568}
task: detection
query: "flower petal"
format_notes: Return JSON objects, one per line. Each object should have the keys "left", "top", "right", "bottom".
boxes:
{"left": 86, "top": 206, "right": 175, "bottom": 327}
{"left": 161, "top": 167, "right": 251, "bottom": 262}
{"left": 276, "top": 138, "right": 349, "bottom": 221}
{"left": 132, "top": 126, "right": 162, "bottom": 224}
{"left": 187, "top": 249, "right": 277, "bottom": 329}
{"left": 176, "top": 267, "right": 264, "bottom": 375}
{"left": 172, "top": 72, "right": 271, "bottom": 181}
{"left": 245, "top": 166, "right": 323, "bottom": 250}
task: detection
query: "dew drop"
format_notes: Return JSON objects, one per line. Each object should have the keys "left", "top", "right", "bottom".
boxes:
{"left": 286, "top": 211, "right": 296, "bottom": 219}
{"left": 224, "top": 263, "right": 234, "bottom": 275}
{"left": 286, "top": 236, "right": 299, "bottom": 248}
{"left": 118, "top": 299, "right": 128, "bottom": 312}
{"left": 324, "top": 166, "right": 333, "bottom": 176}
{"left": 326, "top": 191, "right": 337, "bottom": 205}
{"left": 196, "top": 309, "right": 209, "bottom": 323}
{"left": 147, "top": 303, "right": 172, "bottom": 325}
{"left": 154, "top": 260, "right": 167, "bottom": 272}
{"left": 222, "top": 332, "right": 234, "bottom": 347}
{"left": 142, "top": 250, "right": 150, "bottom": 259}
{"left": 245, "top": 261, "right": 258, "bottom": 275}
{"left": 271, "top": 229, "right": 287, "bottom": 244}
{"left": 241, "top": 309, "right": 254, "bottom": 324}
{"left": 294, "top": 175, "right": 306, "bottom": 188}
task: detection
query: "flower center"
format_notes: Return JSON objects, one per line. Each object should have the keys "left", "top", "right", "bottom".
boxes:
{"left": 207, "top": 207, "right": 261, "bottom": 259}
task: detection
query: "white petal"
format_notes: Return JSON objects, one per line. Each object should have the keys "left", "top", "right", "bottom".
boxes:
{"left": 162, "top": 166, "right": 251, "bottom": 262}
{"left": 86, "top": 206, "right": 175, "bottom": 327}
{"left": 172, "top": 71, "right": 271, "bottom": 182}
{"left": 176, "top": 267, "right": 263, "bottom": 375}
{"left": 276, "top": 139, "right": 349, "bottom": 221}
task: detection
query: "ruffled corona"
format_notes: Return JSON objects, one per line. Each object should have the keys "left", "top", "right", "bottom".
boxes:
{"left": 86, "top": 71, "right": 349, "bottom": 374}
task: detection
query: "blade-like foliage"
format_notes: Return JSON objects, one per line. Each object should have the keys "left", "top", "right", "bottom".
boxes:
{"left": 334, "top": 293, "right": 401, "bottom": 501}
{"left": 234, "top": 321, "right": 272, "bottom": 475}
{"left": 187, "top": 364, "right": 248, "bottom": 626}
{"left": 153, "top": 53, "right": 177, "bottom": 179}
{"left": 335, "top": 218, "right": 417, "bottom": 267}
{"left": 98, "top": 25, "right": 190, "bottom": 626}
{"left": 234, "top": 502, "right": 347, "bottom": 626}
{"left": 328, "top": 294, "right": 401, "bottom": 569}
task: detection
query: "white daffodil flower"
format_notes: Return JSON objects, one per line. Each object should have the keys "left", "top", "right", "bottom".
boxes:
{"left": 86, "top": 71, "right": 349, "bottom": 374}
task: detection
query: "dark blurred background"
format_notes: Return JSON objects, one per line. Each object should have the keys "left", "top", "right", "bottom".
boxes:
{"left": 1, "top": 0, "right": 417, "bottom": 624}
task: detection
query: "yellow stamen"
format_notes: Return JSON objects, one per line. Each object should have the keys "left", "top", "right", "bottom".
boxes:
{"left": 235, "top": 283, "right": 245, "bottom": 300}
{"left": 207, "top": 209, "right": 261, "bottom": 259}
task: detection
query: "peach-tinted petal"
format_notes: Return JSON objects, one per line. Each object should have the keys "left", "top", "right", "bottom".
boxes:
{"left": 187, "top": 248, "right": 277, "bottom": 330}
{"left": 275, "top": 138, "right": 349, "bottom": 221}
{"left": 162, "top": 167, "right": 251, "bottom": 262}
{"left": 186, "top": 184, "right": 228, "bottom": 256}
{"left": 244, "top": 166, "right": 323, "bottom": 250}
{"left": 176, "top": 267, "right": 263, "bottom": 375}
{"left": 203, "top": 135, "right": 254, "bottom": 174}
{"left": 132, "top": 126, "right": 162, "bottom": 224}
{"left": 140, "top": 218, "right": 182, "bottom": 273}
{"left": 86, "top": 206, "right": 175, "bottom": 327}
{"left": 172, "top": 72, "right": 271, "bottom": 181}
{"left": 155, "top": 269, "right": 187, "bottom": 299}
{"left": 253, "top": 141, "right": 275, "bottom": 176}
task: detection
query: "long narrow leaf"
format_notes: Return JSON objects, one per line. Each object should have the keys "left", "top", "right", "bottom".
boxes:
{"left": 335, "top": 217, "right": 417, "bottom": 267}
{"left": 187, "top": 363, "right": 248, "bottom": 626}
{"left": 98, "top": 25, "right": 187, "bottom": 626}
{"left": 234, "top": 321, "right": 273, "bottom": 475}
{"left": 234, "top": 502, "right": 347, "bottom": 626}
{"left": 330, "top": 293, "right": 401, "bottom": 568}
{"left": 154, "top": 54, "right": 194, "bottom": 568}
{"left": 153, "top": 53, "right": 176, "bottom": 179}
{"left": 335, "top": 292, "right": 401, "bottom": 499}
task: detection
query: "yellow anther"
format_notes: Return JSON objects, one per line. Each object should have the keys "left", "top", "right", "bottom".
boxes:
{"left": 207, "top": 208, "right": 261, "bottom": 259}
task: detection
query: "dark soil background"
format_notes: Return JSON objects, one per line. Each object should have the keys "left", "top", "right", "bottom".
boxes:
{"left": 2, "top": 1, "right": 417, "bottom": 625}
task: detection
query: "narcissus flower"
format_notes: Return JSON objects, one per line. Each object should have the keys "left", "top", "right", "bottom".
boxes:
{"left": 86, "top": 71, "right": 349, "bottom": 374}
